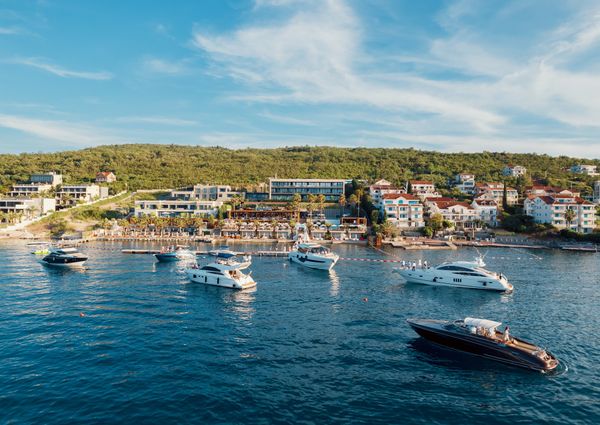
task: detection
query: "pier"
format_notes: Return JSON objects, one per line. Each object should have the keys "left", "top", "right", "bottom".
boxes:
{"left": 121, "top": 249, "right": 290, "bottom": 257}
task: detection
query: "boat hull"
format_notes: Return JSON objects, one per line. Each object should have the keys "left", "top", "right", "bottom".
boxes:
{"left": 288, "top": 252, "right": 338, "bottom": 270}
{"left": 186, "top": 270, "right": 256, "bottom": 290}
{"left": 154, "top": 253, "right": 181, "bottom": 262}
{"left": 407, "top": 319, "right": 557, "bottom": 372}
{"left": 399, "top": 269, "right": 512, "bottom": 292}
{"left": 41, "top": 258, "right": 87, "bottom": 268}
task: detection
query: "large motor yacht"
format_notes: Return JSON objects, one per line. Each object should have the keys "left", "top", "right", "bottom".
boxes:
{"left": 288, "top": 242, "right": 339, "bottom": 270}
{"left": 407, "top": 317, "right": 559, "bottom": 372}
{"left": 186, "top": 256, "right": 256, "bottom": 290}
{"left": 398, "top": 257, "right": 513, "bottom": 292}
{"left": 154, "top": 245, "right": 196, "bottom": 262}
{"left": 41, "top": 247, "right": 88, "bottom": 268}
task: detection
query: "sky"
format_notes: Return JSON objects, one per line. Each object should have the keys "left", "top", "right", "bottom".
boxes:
{"left": 1, "top": 0, "right": 600, "bottom": 158}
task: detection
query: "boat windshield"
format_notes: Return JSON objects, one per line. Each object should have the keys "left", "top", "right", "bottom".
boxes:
{"left": 310, "top": 247, "right": 330, "bottom": 254}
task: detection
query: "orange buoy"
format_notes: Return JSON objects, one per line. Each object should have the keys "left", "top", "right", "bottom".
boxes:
{"left": 79, "top": 312, "right": 85, "bottom": 317}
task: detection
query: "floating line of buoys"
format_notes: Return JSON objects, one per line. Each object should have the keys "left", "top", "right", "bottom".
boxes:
{"left": 340, "top": 257, "right": 406, "bottom": 263}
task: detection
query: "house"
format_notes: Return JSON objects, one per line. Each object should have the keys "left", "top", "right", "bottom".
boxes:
{"left": 369, "top": 179, "right": 406, "bottom": 209}
{"left": 426, "top": 199, "right": 479, "bottom": 231}
{"left": 381, "top": 194, "right": 424, "bottom": 229}
{"left": 57, "top": 184, "right": 108, "bottom": 206}
{"left": 570, "top": 164, "right": 598, "bottom": 176}
{"left": 453, "top": 173, "right": 476, "bottom": 195}
{"left": 475, "top": 182, "right": 518, "bottom": 206}
{"left": 524, "top": 185, "right": 580, "bottom": 198}
{"left": 409, "top": 180, "right": 440, "bottom": 199}
{"left": 471, "top": 199, "right": 499, "bottom": 227}
{"left": 269, "top": 178, "right": 346, "bottom": 202}
{"left": 502, "top": 165, "right": 527, "bottom": 177}
{"left": 524, "top": 195, "right": 596, "bottom": 233}
{"left": 95, "top": 171, "right": 117, "bottom": 183}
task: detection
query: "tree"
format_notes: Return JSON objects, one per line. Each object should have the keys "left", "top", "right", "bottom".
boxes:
{"left": 564, "top": 207, "right": 576, "bottom": 229}
{"left": 317, "top": 194, "right": 326, "bottom": 216}
{"left": 307, "top": 194, "right": 317, "bottom": 218}
{"left": 380, "top": 221, "right": 398, "bottom": 239}
{"left": 338, "top": 194, "right": 346, "bottom": 211}
{"left": 370, "top": 209, "right": 380, "bottom": 225}
{"left": 354, "top": 188, "right": 365, "bottom": 217}
{"left": 348, "top": 194, "right": 358, "bottom": 216}
{"left": 427, "top": 213, "right": 444, "bottom": 237}
{"left": 289, "top": 193, "right": 301, "bottom": 213}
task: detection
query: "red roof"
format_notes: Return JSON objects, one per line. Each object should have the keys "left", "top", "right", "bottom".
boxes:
{"left": 383, "top": 193, "right": 419, "bottom": 200}
{"left": 96, "top": 171, "right": 114, "bottom": 177}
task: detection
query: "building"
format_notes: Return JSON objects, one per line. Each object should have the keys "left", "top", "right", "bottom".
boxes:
{"left": 381, "top": 194, "right": 424, "bottom": 229}
{"left": 502, "top": 165, "right": 527, "bottom": 177}
{"left": 524, "top": 185, "right": 580, "bottom": 198}
{"left": 471, "top": 199, "right": 499, "bottom": 227}
{"left": 268, "top": 178, "right": 346, "bottom": 202}
{"left": 426, "top": 199, "right": 479, "bottom": 231}
{"left": 0, "top": 197, "right": 56, "bottom": 219}
{"left": 30, "top": 172, "right": 62, "bottom": 187}
{"left": 9, "top": 183, "right": 53, "bottom": 198}
{"left": 453, "top": 173, "right": 476, "bottom": 195}
{"left": 409, "top": 180, "right": 440, "bottom": 199}
{"left": 570, "top": 164, "right": 598, "bottom": 176}
{"left": 475, "top": 182, "right": 518, "bottom": 206}
{"left": 369, "top": 179, "right": 406, "bottom": 209}
{"left": 171, "top": 184, "right": 241, "bottom": 202}
{"left": 134, "top": 199, "right": 224, "bottom": 218}
{"left": 594, "top": 181, "right": 600, "bottom": 204}
{"left": 57, "top": 184, "right": 108, "bottom": 206}
{"left": 95, "top": 171, "right": 117, "bottom": 183}
{"left": 524, "top": 195, "right": 596, "bottom": 233}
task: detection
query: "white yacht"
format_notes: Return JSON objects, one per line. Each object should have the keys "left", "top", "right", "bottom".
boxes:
{"left": 398, "top": 257, "right": 513, "bottom": 292}
{"left": 186, "top": 257, "right": 256, "bottom": 290}
{"left": 288, "top": 242, "right": 339, "bottom": 270}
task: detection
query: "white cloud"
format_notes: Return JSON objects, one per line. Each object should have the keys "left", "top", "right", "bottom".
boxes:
{"left": 10, "top": 57, "right": 113, "bottom": 80}
{"left": 0, "top": 26, "right": 22, "bottom": 35}
{"left": 258, "top": 111, "right": 314, "bottom": 126}
{"left": 141, "top": 57, "right": 189, "bottom": 75}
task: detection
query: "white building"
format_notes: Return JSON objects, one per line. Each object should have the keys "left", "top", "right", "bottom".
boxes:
{"left": 381, "top": 194, "right": 424, "bottom": 229}
{"left": 9, "top": 183, "right": 53, "bottom": 198}
{"left": 171, "top": 184, "right": 241, "bottom": 202}
{"left": 502, "top": 165, "right": 527, "bottom": 177}
{"left": 525, "top": 185, "right": 580, "bottom": 198}
{"left": 524, "top": 195, "right": 596, "bottom": 233}
{"left": 475, "top": 182, "right": 518, "bottom": 206}
{"left": 0, "top": 197, "right": 56, "bottom": 219}
{"left": 453, "top": 173, "right": 476, "bottom": 195}
{"left": 96, "top": 171, "right": 117, "bottom": 183}
{"left": 427, "top": 199, "right": 479, "bottom": 231}
{"left": 57, "top": 184, "right": 108, "bottom": 206}
{"left": 594, "top": 181, "right": 600, "bottom": 204}
{"left": 269, "top": 178, "right": 346, "bottom": 202}
{"left": 570, "top": 164, "right": 598, "bottom": 176}
{"left": 471, "top": 199, "right": 499, "bottom": 227}
{"left": 30, "top": 172, "right": 62, "bottom": 186}
{"left": 409, "top": 180, "right": 440, "bottom": 199}
{"left": 369, "top": 179, "right": 406, "bottom": 209}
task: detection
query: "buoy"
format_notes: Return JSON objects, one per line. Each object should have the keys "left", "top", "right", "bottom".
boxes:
{"left": 363, "top": 297, "right": 368, "bottom": 302}
{"left": 79, "top": 312, "right": 85, "bottom": 317}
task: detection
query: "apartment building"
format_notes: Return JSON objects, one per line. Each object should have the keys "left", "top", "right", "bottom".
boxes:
{"left": 9, "top": 183, "right": 52, "bottom": 197}
{"left": 524, "top": 186, "right": 580, "bottom": 198}
{"left": 0, "top": 197, "right": 56, "bottom": 218}
{"left": 426, "top": 199, "right": 479, "bottom": 231}
{"left": 30, "top": 172, "right": 62, "bottom": 186}
{"left": 409, "top": 180, "right": 440, "bottom": 199}
{"left": 570, "top": 164, "right": 598, "bottom": 176}
{"left": 171, "top": 184, "right": 241, "bottom": 202}
{"left": 475, "top": 182, "right": 518, "bottom": 206}
{"left": 471, "top": 199, "right": 499, "bottom": 227}
{"left": 369, "top": 179, "right": 406, "bottom": 208}
{"left": 594, "top": 181, "right": 600, "bottom": 204}
{"left": 269, "top": 178, "right": 346, "bottom": 202}
{"left": 453, "top": 173, "right": 476, "bottom": 195}
{"left": 381, "top": 194, "right": 425, "bottom": 229}
{"left": 57, "top": 184, "right": 108, "bottom": 206}
{"left": 502, "top": 165, "right": 527, "bottom": 177}
{"left": 524, "top": 195, "right": 596, "bottom": 233}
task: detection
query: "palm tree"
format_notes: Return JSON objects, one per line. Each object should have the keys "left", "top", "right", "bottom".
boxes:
{"left": 307, "top": 194, "right": 317, "bottom": 218}
{"left": 348, "top": 194, "right": 358, "bottom": 217}
{"left": 564, "top": 207, "right": 576, "bottom": 230}
{"left": 317, "top": 194, "right": 326, "bottom": 217}
{"left": 354, "top": 188, "right": 364, "bottom": 217}
{"left": 338, "top": 194, "right": 346, "bottom": 212}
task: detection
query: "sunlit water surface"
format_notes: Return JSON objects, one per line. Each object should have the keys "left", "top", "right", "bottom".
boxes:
{"left": 0, "top": 241, "right": 598, "bottom": 424}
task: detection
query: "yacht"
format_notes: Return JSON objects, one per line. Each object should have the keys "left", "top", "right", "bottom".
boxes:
{"left": 40, "top": 247, "right": 88, "bottom": 268}
{"left": 398, "top": 257, "right": 513, "bottom": 292}
{"left": 154, "top": 245, "right": 196, "bottom": 262}
{"left": 407, "top": 317, "right": 559, "bottom": 372}
{"left": 186, "top": 256, "right": 255, "bottom": 290}
{"left": 208, "top": 246, "right": 237, "bottom": 259}
{"left": 288, "top": 242, "right": 339, "bottom": 270}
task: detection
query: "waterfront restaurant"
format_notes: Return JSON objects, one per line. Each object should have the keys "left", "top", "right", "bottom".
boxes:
{"left": 268, "top": 178, "right": 347, "bottom": 202}
{"left": 228, "top": 208, "right": 299, "bottom": 222}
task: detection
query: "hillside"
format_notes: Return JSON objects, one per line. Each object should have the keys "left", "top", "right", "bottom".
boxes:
{"left": 1, "top": 144, "right": 598, "bottom": 194}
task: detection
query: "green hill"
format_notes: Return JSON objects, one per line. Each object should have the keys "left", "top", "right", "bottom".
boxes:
{"left": 1, "top": 144, "right": 598, "bottom": 195}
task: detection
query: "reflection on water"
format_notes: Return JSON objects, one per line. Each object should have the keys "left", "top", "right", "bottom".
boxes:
{"left": 329, "top": 269, "right": 340, "bottom": 297}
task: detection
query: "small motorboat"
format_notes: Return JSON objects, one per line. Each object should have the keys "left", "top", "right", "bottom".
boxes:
{"left": 398, "top": 256, "right": 513, "bottom": 292}
{"left": 208, "top": 246, "right": 237, "bottom": 259}
{"left": 28, "top": 242, "right": 51, "bottom": 255}
{"left": 288, "top": 242, "right": 339, "bottom": 270}
{"left": 186, "top": 256, "right": 255, "bottom": 290}
{"left": 41, "top": 247, "right": 88, "bottom": 268}
{"left": 154, "top": 245, "right": 196, "bottom": 262}
{"left": 407, "top": 317, "right": 559, "bottom": 372}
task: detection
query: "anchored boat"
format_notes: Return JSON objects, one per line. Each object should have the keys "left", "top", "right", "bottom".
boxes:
{"left": 288, "top": 242, "right": 339, "bottom": 270}
{"left": 186, "top": 256, "right": 255, "bottom": 290}
{"left": 40, "top": 247, "right": 88, "bottom": 268}
{"left": 407, "top": 317, "right": 559, "bottom": 372}
{"left": 154, "top": 245, "right": 196, "bottom": 262}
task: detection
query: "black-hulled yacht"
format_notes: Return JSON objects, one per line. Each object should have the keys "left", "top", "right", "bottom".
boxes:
{"left": 407, "top": 318, "right": 559, "bottom": 372}
{"left": 41, "top": 247, "right": 88, "bottom": 268}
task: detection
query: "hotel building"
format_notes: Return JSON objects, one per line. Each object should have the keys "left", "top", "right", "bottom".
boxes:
{"left": 524, "top": 195, "right": 596, "bottom": 233}
{"left": 268, "top": 178, "right": 346, "bottom": 202}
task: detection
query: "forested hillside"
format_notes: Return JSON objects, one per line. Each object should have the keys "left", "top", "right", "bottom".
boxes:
{"left": 1, "top": 144, "right": 598, "bottom": 194}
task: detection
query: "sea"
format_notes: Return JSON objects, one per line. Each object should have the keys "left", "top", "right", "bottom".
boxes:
{"left": 0, "top": 241, "right": 598, "bottom": 424}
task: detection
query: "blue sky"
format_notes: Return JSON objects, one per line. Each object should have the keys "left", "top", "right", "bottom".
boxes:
{"left": 1, "top": 0, "right": 599, "bottom": 157}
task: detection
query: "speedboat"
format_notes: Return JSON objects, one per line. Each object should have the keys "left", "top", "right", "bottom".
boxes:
{"left": 398, "top": 257, "right": 513, "bottom": 292}
{"left": 407, "top": 317, "right": 559, "bottom": 372}
{"left": 41, "top": 247, "right": 88, "bottom": 268}
{"left": 288, "top": 242, "right": 339, "bottom": 270}
{"left": 154, "top": 245, "right": 196, "bottom": 262}
{"left": 186, "top": 256, "right": 255, "bottom": 290}
{"left": 208, "top": 246, "right": 237, "bottom": 259}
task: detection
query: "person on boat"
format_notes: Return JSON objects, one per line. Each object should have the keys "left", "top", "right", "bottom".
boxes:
{"left": 423, "top": 260, "right": 428, "bottom": 269}
{"left": 418, "top": 259, "right": 422, "bottom": 268}
{"left": 503, "top": 326, "right": 511, "bottom": 343}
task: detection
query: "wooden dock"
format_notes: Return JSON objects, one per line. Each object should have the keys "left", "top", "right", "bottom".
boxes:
{"left": 121, "top": 249, "right": 289, "bottom": 257}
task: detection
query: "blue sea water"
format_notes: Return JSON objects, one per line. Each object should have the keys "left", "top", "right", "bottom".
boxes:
{"left": 0, "top": 241, "right": 598, "bottom": 424}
